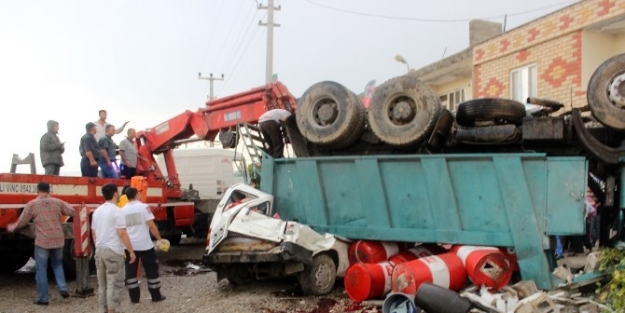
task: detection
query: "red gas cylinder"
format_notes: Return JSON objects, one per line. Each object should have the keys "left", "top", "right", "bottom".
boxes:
{"left": 391, "top": 252, "right": 467, "bottom": 294}
{"left": 451, "top": 245, "right": 512, "bottom": 291}
{"left": 345, "top": 261, "right": 394, "bottom": 302}
{"left": 500, "top": 247, "right": 520, "bottom": 272}
{"left": 348, "top": 241, "right": 402, "bottom": 265}
{"left": 388, "top": 244, "right": 446, "bottom": 265}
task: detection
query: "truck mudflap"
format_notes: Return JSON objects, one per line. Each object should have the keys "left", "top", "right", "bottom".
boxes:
{"left": 203, "top": 241, "right": 313, "bottom": 266}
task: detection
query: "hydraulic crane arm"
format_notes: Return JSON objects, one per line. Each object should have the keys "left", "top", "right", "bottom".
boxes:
{"left": 134, "top": 82, "right": 297, "bottom": 198}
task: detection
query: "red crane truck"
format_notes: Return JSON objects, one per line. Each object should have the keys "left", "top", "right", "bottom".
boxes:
{"left": 0, "top": 82, "right": 298, "bottom": 279}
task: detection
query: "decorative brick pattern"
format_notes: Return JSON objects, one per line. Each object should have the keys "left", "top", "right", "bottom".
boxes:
{"left": 473, "top": 32, "right": 585, "bottom": 107}
{"left": 475, "top": 49, "right": 485, "bottom": 62}
{"left": 500, "top": 39, "right": 511, "bottom": 52}
{"left": 483, "top": 78, "right": 506, "bottom": 97}
{"left": 598, "top": 0, "right": 616, "bottom": 16}
{"left": 516, "top": 49, "right": 530, "bottom": 62}
{"left": 542, "top": 57, "right": 573, "bottom": 88}
{"left": 560, "top": 14, "right": 574, "bottom": 31}
{"left": 473, "top": 0, "right": 625, "bottom": 65}
{"left": 471, "top": 0, "right": 625, "bottom": 109}
{"left": 528, "top": 28, "right": 540, "bottom": 42}
{"left": 473, "top": 64, "right": 482, "bottom": 98}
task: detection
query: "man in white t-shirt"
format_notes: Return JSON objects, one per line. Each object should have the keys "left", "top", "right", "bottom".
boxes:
{"left": 258, "top": 109, "right": 292, "bottom": 158}
{"left": 91, "top": 183, "right": 136, "bottom": 313}
{"left": 94, "top": 110, "right": 129, "bottom": 142}
{"left": 121, "top": 187, "right": 166, "bottom": 303}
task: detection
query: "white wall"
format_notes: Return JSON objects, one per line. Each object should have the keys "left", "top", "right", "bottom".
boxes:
{"left": 582, "top": 31, "right": 625, "bottom": 88}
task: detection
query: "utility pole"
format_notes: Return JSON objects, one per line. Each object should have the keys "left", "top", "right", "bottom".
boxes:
{"left": 258, "top": 0, "right": 281, "bottom": 84}
{"left": 198, "top": 72, "right": 224, "bottom": 100}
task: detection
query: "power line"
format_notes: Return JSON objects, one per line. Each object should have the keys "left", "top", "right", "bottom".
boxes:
{"left": 300, "top": 0, "right": 577, "bottom": 23}
{"left": 219, "top": 2, "right": 259, "bottom": 74}
{"left": 199, "top": 0, "right": 226, "bottom": 70}
{"left": 213, "top": 0, "right": 249, "bottom": 67}
{"left": 219, "top": 24, "right": 264, "bottom": 94}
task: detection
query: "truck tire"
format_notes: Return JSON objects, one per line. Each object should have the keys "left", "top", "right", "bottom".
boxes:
{"left": 588, "top": 53, "right": 625, "bottom": 130}
{"left": 167, "top": 233, "right": 182, "bottom": 246}
{"left": 62, "top": 238, "right": 95, "bottom": 280}
{"left": 298, "top": 253, "right": 336, "bottom": 296}
{"left": 63, "top": 239, "right": 76, "bottom": 280}
{"left": 0, "top": 250, "right": 31, "bottom": 273}
{"left": 226, "top": 264, "right": 255, "bottom": 285}
{"left": 455, "top": 98, "right": 526, "bottom": 127}
{"left": 296, "top": 81, "right": 365, "bottom": 148}
{"left": 368, "top": 76, "right": 441, "bottom": 146}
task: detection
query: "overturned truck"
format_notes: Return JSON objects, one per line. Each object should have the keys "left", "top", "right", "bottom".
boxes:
{"left": 205, "top": 53, "right": 625, "bottom": 294}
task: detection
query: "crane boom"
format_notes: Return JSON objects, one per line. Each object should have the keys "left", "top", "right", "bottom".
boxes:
{"left": 134, "top": 82, "right": 297, "bottom": 199}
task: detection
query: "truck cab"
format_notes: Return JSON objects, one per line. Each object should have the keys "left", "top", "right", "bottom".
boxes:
{"left": 203, "top": 183, "right": 350, "bottom": 295}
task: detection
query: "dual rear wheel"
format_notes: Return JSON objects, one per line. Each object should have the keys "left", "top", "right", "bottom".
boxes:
{"left": 295, "top": 77, "right": 442, "bottom": 150}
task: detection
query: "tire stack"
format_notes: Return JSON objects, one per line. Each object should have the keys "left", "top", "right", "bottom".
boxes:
{"left": 453, "top": 98, "right": 526, "bottom": 145}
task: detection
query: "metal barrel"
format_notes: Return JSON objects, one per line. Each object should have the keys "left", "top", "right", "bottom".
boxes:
{"left": 451, "top": 245, "right": 513, "bottom": 291}
{"left": 344, "top": 261, "right": 394, "bottom": 302}
{"left": 348, "top": 240, "right": 402, "bottom": 265}
{"left": 391, "top": 252, "right": 467, "bottom": 294}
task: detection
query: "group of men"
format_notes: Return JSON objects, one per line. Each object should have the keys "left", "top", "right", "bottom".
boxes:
{"left": 41, "top": 108, "right": 293, "bottom": 179}
{"left": 41, "top": 110, "right": 140, "bottom": 179}
{"left": 7, "top": 182, "right": 166, "bottom": 312}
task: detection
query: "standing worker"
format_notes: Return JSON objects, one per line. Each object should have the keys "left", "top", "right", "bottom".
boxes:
{"left": 79, "top": 122, "right": 100, "bottom": 177}
{"left": 258, "top": 109, "right": 292, "bottom": 158}
{"left": 121, "top": 187, "right": 167, "bottom": 303}
{"left": 91, "top": 183, "right": 136, "bottom": 313}
{"left": 40, "top": 120, "right": 65, "bottom": 175}
{"left": 99, "top": 125, "right": 120, "bottom": 179}
{"left": 117, "top": 185, "right": 131, "bottom": 208}
{"left": 119, "top": 128, "right": 141, "bottom": 179}
{"left": 7, "top": 182, "right": 75, "bottom": 305}
{"left": 94, "top": 110, "right": 129, "bottom": 142}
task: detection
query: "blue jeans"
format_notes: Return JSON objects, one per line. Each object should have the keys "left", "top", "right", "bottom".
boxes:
{"left": 34, "top": 246, "right": 68, "bottom": 302}
{"left": 555, "top": 236, "right": 564, "bottom": 257}
{"left": 98, "top": 160, "right": 119, "bottom": 179}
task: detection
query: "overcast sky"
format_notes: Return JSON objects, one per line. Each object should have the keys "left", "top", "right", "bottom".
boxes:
{"left": 0, "top": 0, "right": 577, "bottom": 175}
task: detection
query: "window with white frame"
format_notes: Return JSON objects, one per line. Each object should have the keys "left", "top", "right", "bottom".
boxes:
{"left": 439, "top": 88, "right": 465, "bottom": 111}
{"left": 510, "top": 64, "right": 537, "bottom": 104}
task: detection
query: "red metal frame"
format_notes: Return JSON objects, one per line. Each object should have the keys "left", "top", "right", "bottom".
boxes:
{"left": 0, "top": 174, "right": 194, "bottom": 228}
{"left": 134, "top": 82, "right": 297, "bottom": 198}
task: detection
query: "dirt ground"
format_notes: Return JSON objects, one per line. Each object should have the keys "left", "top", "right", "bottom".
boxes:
{"left": 0, "top": 238, "right": 379, "bottom": 313}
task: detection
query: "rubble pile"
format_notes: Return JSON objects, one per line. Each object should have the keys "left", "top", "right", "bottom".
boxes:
{"left": 343, "top": 241, "right": 610, "bottom": 313}
{"left": 344, "top": 241, "right": 515, "bottom": 302}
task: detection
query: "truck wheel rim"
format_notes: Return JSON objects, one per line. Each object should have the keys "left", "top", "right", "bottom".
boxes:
{"left": 314, "top": 263, "right": 332, "bottom": 289}
{"left": 386, "top": 94, "right": 417, "bottom": 126}
{"left": 312, "top": 97, "right": 339, "bottom": 127}
{"left": 608, "top": 72, "right": 625, "bottom": 107}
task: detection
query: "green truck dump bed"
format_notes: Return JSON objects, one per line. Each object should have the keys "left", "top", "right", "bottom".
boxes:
{"left": 260, "top": 153, "right": 588, "bottom": 289}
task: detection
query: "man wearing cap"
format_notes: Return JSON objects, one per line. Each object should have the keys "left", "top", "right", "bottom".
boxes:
{"left": 40, "top": 120, "right": 65, "bottom": 175}
{"left": 79, "top": 122, "right": 101, "bottom": 177}
{"left": 95, "top": 110, "right": 129, "bottom": 142}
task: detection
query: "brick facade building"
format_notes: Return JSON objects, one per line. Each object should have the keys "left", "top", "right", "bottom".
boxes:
{"left": 473, "top": 0, "right": 625, "bottom": 109}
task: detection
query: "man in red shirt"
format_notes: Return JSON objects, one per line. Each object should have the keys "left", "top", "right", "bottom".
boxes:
{"left": 7, "top": 182, "right": 76, "bottom": 305}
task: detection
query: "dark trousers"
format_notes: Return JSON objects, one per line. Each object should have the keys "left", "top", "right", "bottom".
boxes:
{"left": 120, "top": 165, "right": 136, "bottom": 179}
{"left": 80, "top": 157, "right": 98, "bottom": 177}
{"left": 124, "top": 248, "right": 163, "bottom": 302}
{"left": 43, "top": 164, "right": 60, "bottom": 175}
{"left": 259, "top": 120, "right": 284, "bottom": 158}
